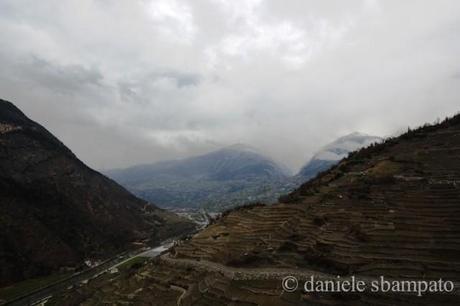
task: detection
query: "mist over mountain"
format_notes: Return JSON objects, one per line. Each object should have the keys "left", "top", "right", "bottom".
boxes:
{"left": 105, "top": 144, "right": 292, "bottom": 211}
{"left": 296, "top": 132, "right": 382, "bottom": 181}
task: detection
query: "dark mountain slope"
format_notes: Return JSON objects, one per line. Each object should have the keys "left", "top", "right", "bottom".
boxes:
{"left": 105, "top": 144, "right": 291, "bottom": 210}
{"left": 59, "top": 113, "right": 460, "bottom": 305}
{"left": 0, "top": 99, "right": 195, "bottom": 286}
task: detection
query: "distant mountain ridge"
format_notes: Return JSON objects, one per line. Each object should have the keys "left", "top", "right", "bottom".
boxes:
{"left": 105, "top": 145, "right": 291, "bottom": 210}
{"left": 105, "top": 134, "right": 381, "bottom": 211}
{"left": 0, "top": 99, "right": 194, "bottom": 286}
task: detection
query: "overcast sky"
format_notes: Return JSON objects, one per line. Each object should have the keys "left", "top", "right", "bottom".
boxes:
{"left": 1, "top": 0, "right": 459, "bottom": 172}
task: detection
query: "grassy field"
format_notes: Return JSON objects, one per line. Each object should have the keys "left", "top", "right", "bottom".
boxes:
{"left": 0, "top": 273, "right": 72, "bottom": 301}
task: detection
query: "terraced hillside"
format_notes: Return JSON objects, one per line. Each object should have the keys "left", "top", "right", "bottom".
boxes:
{"left": 56, "top": 115, "right": 460, "bottom": 305}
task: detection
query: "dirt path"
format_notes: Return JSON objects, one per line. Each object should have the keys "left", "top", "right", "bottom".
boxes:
{"left": 159, "top": 254, "right": 460, "bottom": 294}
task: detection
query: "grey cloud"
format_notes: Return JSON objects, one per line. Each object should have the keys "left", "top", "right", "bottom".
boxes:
{"left": 0, "top": 0, "right": 459, "bottom": 171}
{"left": 161, "top": 71, "right": 202, "bottom": 88}
{"left": 21, "top": 56, "right": 104, "bottom": 95}
{"left": 118, "top": 70, "right": 201, "bottom": 102}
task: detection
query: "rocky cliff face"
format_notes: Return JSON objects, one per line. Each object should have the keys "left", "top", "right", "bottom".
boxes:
{"left": 57, "top": 114, "right": 460, "bottom": 305}
{"left": 0, "top": 99, "right": 195, "bottom": 286}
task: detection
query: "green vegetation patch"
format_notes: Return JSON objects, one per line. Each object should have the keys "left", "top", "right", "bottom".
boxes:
{"left": 117, "top": 256, "right": 148, "bottom": 271}
{"left": 0, "top": 272, "right": 72, "bottom": 301}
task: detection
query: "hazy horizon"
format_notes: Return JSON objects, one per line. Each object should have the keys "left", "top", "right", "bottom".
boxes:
{"left": 1, "top": 0, "right": 459, "bottom": 171}
{"left": 98, "top": 132, "right": 383, "bottom": 174}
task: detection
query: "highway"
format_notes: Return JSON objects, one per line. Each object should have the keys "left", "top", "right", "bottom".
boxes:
{"left": 3, "top": 242, "right": 174, "bottom": 306}
{"left": 2, "top": 212, "right": 206, "bottom": 306}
